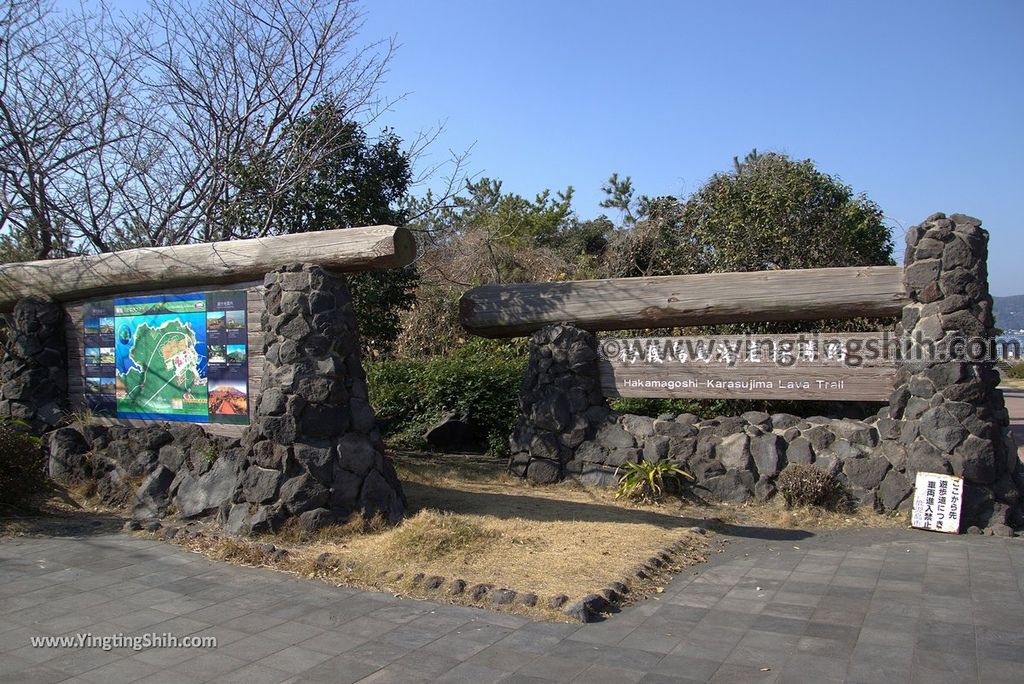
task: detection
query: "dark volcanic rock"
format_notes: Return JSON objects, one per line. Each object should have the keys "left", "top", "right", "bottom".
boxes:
{"left": 702, "top": 470, "right": 755, "bottom": 503}
{"left": 47, "top": 427, "right": 92, "bottom": 483}
{"left": 424, "top": 411, "right": 480, "bottom": 452}
{"left": 842, "top": 456, "right": 891, "bottom": 491}
{"left": 226, "top": 265, "right": 405, "bottom": 533}
{"left": 526, "top": 458, "right": 561, "bottom": 484}
{"left": 175, "top": 455, "right": 242, "bottom": 518}
{"left": 132, "top": 466, "right": 176, "bottom": 520}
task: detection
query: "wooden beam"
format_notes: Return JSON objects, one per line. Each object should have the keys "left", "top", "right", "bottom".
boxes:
{"left": 598, "top": 333, "right": 896, "bottom": 402}
{"left": 0, "top": 225, "right": 415, "bottom": 311}
{"left": 460, "top": 266, "right": 908, "bottom": 337}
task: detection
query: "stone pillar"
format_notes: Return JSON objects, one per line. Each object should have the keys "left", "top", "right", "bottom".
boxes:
{"left": 0, "top": 296, "right": 68, "bottom": 433}
{"left": 890, "top": 213, "right": 1021, "bottom": 532}
{"left": 227, "top": 264, "right": 405, "bottom": 534}
{"left": 509, "top": 324, "right": 618, "bottom": 485}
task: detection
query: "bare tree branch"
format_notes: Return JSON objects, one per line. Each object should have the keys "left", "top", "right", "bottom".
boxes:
{"left": 0, "top": 0, "right": 395, "bottom": 259}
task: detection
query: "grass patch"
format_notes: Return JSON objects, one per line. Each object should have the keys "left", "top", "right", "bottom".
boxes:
{"left": 164, "top": 454, "right": 906, "bottom": 621}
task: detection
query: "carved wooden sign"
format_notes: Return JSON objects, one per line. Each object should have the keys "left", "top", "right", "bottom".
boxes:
{"left": 597, "top": 333, "right": 897, "bottom": 402}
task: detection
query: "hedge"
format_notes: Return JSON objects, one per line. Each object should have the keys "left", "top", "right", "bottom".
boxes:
{"left": 367, "top": 341, "right": 527, "bottom": 456}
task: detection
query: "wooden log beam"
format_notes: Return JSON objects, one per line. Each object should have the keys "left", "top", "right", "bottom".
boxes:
{"left": 0, "top": 225, "right": 415, "bottom": 311}
{"left": 460, "top": 266, "right": 908, "bottom": 337}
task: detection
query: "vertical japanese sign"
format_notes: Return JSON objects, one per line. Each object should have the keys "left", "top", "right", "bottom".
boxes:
{"left": 911, "top": 472, "right": 963, "bottom": 534}
{"left": 82, "top": 290, "right": 249, "bottom": 424}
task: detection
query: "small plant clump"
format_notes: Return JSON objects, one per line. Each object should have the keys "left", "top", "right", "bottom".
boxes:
{"left": 0, "top": 419, "right": 49, "bottom": 510}
{"left": 615, "top": 459, "right": 694, "bottom": 503}
{"left": 389, "top": 510, "right": 500, "bottom": 563}
{"left": 1006, "top": 361, "right": 1024, "bottom": 380}
{"left": 776, "top": 463, "right": 846, "bottom": 510}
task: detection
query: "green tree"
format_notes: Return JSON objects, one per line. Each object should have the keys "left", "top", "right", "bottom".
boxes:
{"left": 545, "top": 215, "right": 613, "bottom": 278}
{"left": 602, "top": 151, "right": 893, "bottom": 279}
{"left": 603, "top": 193, "right": 705, "bottom": 278}
{"left": 681, "top": 150, "right": 894, "bottom": 272}
{"left": 397, "top": 178, "right": 576, "bottom": 357}
{"left": 410, "top": 177, "right": 574, "bottom": 285}
{"left": 222, "top": 100, "right": 416, "bottom": 357}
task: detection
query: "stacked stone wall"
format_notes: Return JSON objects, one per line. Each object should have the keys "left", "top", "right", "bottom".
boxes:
{"left": 226, "top": 264, "right": 405, "bottom": 534}
{"left": 0, "top": 297, "right": 68, "bottom": 432}
{"left": 509, "top": 215, "right": 1021, "bottom": 533}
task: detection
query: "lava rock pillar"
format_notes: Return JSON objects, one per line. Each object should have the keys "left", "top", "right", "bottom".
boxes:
{"left": 227, "top": 264, "right": 405, "bottom": 534}
{"left": 890, "top": 213, "right": 1020, "bottom": 531}
{"left": 0, "top": 297, "right": 68, "bottom": 432}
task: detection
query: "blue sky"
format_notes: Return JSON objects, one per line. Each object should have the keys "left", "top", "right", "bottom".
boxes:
{"left": 358, "top": 0, "right": 1024, "bottom": 296}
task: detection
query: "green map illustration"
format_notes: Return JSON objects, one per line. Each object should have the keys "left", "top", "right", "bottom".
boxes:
{"left": 117, "top": 316, "right": 208, "bottom": 418}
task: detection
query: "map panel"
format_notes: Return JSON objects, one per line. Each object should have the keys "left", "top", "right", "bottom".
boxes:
{"left": 82, "top": 290, "right": 249, "bottom": 424}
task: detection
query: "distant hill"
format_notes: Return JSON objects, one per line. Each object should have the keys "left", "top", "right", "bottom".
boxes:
{"left": 994, "top": 295, "right": 1024, "bottom": 332}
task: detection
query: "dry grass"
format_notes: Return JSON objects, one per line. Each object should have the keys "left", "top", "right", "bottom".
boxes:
{"left": 172, "top": 458, "right": 712, "bottom": 620}
{"left": 709, "top": 500, "right": 908, "bottom": 530}
{"left": 4, "top": 452, "right": 911, "bottom": 621}
{"left": 390, "top": 455, "right": 907, "bottom": 533}
{"left": 165, "top": 454, "right": 907, "bottom": 620}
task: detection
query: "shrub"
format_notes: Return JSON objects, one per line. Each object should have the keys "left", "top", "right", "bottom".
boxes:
{"left": 0, "top": 420, "right": 49, "bottom": 510}
{"left": 615, "top": 459, "right": 694, "bottom": 503}
{"left": 367, "top": 341, "right": 527, "bottom": 456}
{"left": 1007, "top": 362, "right": 1024, "bottom": 380}
{"left": 776, "top": 464, "right": 846, "bottom": 510}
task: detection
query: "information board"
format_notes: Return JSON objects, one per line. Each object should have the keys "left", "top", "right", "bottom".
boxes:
{"left": 82, "top": 290, "right": 249, "bottom": 424}
{"left": 911, "top": 472, "right": 963, "bottom": 534}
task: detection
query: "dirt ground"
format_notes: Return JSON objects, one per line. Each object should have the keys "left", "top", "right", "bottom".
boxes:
{"left": 389, "top": 453, "right": 908, "bottom": 529}
{"left": 0, "top": 486, "right": 125, "bottom": 538}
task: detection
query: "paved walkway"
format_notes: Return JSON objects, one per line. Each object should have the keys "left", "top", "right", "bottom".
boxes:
{"left": 2, "top": 528, "right": 1023, "bottom": 684}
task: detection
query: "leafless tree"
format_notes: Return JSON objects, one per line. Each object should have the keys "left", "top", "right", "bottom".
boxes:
{"left": 0, "top": 0, "right": 395, "bottom": 259}
{"left": 0, "top": 0, "right": 145, "bottom": 259}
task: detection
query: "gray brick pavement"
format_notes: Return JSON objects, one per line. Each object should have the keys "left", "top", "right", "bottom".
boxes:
{"left": 1, "top": 528, "right": 1022, "bottom": 683}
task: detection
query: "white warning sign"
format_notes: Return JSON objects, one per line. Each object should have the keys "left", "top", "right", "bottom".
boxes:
{"left": 911, "top": 472, "right": 963, "bottom": 534}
